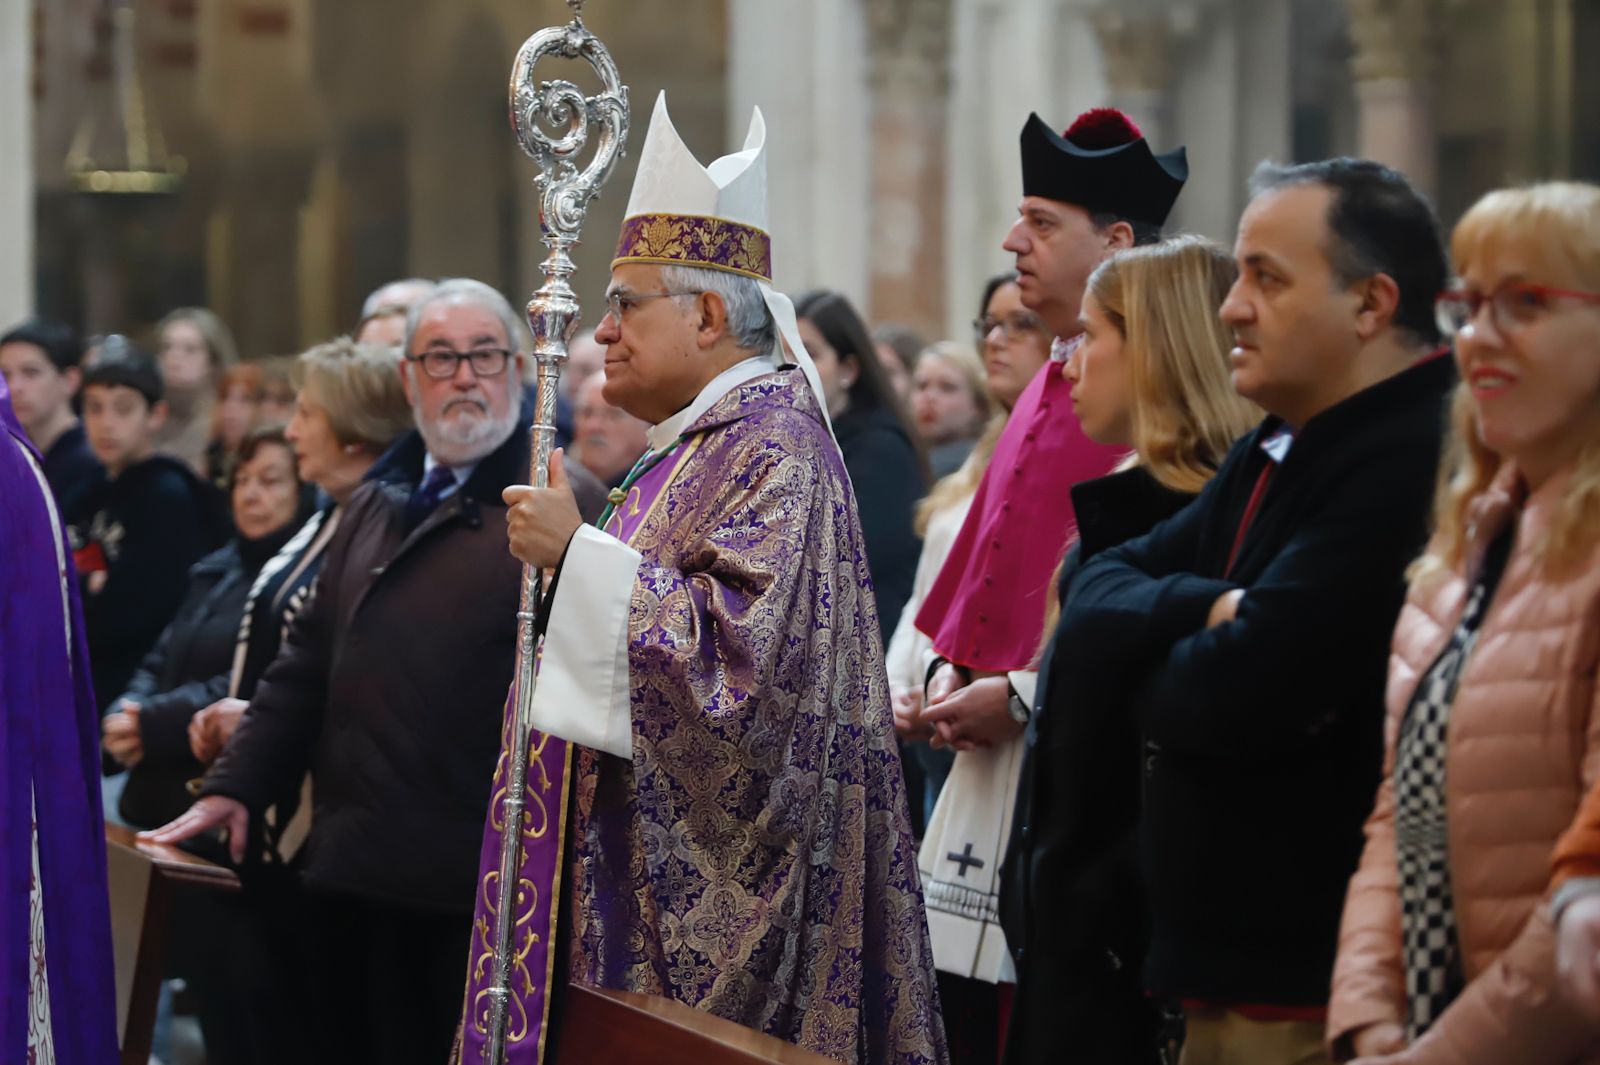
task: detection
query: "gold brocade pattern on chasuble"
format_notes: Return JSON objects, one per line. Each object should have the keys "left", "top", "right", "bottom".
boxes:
{"left": 564, "top": 374, "right": 946, "bottom": 1064}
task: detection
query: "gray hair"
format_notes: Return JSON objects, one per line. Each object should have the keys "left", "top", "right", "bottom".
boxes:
{"left": 659, "top": 265, "right": 776, "bottom": 356}
{"left": 362, "top": 277, "right": 439, "bottom": 320}
{"left": 404, "top": 282, "right": 527, "bottom": 466}
{"left": 403, "top": 278, "right": 532, "bottom": 356}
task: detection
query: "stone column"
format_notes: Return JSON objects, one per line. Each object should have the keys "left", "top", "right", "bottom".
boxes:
{"left": 1, "top": 0, "right": 35, "bottom": 324}
{"left": 941, "top": 0, "right": 1109, "bottom": 343}
{"left": 307, "top": 0, "right": 423, "bottom": 328}
{"left": 1346, "top": 0, "right": 1437, "bottom": 196}
{"left": 728, "top": 0, "right": 870, "bottom": 306}
{"left": 208, "top": 148, "right": 313, "bottom": 353}
{"left": 1088, "top": 5, "right": 1195, "bottom": 151}
{"left": 198, "top": 0, "right": 317, "bottom": 353}
{"left": 865, "top": 0, "right": 953, "bottom": 335}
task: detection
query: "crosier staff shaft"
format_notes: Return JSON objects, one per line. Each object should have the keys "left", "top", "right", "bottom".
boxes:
{"left": 482, "top": 12, "right": 627, "bottom": 1064}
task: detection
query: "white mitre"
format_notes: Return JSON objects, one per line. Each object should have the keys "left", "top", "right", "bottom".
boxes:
{"left": 612, "top": 91, "right": 831, "bottom": 435}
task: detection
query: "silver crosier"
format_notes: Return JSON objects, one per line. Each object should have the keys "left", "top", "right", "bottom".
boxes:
{"left": 482, "top": 4, "right": 628, "bottom": 1061}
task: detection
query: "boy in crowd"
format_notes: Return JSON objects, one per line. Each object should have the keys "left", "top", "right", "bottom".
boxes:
{"left": 68, "top": 352, "right": 226, "bottom": 713}
{"left": 0, "top": 318, "right": 103, "bottom": 510}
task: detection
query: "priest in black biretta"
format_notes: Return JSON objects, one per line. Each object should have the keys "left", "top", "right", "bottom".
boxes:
{"left": 1020, "top": 108, "right": 1188, "bottom": 232}
{"left": 988, "top": 108, "right": 1191, "bottom": 1065}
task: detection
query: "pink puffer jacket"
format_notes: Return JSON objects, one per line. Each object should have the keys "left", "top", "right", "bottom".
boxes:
{"left": 1328, "top": 462, "right": 1600, "bottom": 1063}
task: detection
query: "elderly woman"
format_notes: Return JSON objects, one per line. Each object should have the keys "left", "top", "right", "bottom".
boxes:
{"left": 1329, "top": 181, "right": 1600, "bottom": 1064}
{"left": 187, "top": 337, "right": 415, "bottom": 778}
{"left": 102, "top": 425, "right": 313, "bottom": 829}
{"left": 146, "top": 338, "right": 413, "bottom": 1065}
{"left": 98, "top": 424, "right": 310, "bottom": 1063}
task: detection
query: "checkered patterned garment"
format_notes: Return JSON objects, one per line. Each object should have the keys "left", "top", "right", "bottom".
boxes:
{"left": 1395, "top": 531, "right": 1512, "bottom": 1037}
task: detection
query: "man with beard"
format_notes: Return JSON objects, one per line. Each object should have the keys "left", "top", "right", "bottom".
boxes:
{"left": 145, "top": 278, "right": 605, "bottom": 1065}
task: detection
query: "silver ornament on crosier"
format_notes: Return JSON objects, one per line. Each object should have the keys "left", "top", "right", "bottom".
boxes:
{"left": 484, "top": 3, "right": 628, "bottom": 1062}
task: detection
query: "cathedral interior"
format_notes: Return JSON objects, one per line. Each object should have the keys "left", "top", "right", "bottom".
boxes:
{"left": 6, "top": 0, "right": 1596, "bottom": 354}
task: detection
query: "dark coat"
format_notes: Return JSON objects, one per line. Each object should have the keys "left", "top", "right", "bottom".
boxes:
{"left": 833, "top": 403, "right": 925, "bottom": 642}
{"left": 203, "top": 422, "right": 606, "bottom": 914}
{"left": 928, "top": 438, "right": 975, "bottom": 481}
{"left": 1052, "top": 354, "right": 1455, "bottom": 1007}
{"left": 66, "top": 455, "right": 229, "bottom": 713}
{"left": 999, "top": 467, "right": 1197, "bottom": 1065}
{"left": 115, "top": 524, "right": 304, "bottom": 830}
{"left": 232, "top": 503, "right": 337, "bottom": 704}
{"left": 42, "top": 422, "right": 103, "bottom": 514}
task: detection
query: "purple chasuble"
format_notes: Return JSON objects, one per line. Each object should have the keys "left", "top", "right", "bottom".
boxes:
{"left": 1, "top": 377, "right": 120, "bottom": 1064}
{"left": 460, "top": 370, "right": 947, "bottom": 1065}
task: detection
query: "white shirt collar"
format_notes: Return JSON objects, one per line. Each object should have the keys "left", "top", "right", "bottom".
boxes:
{"left": 1050, "top": 333, "right": 1083, "bottom": 363}
{"left": 1260, "top": 426, "right": 1295, "bottom": 464}
{"left": 645, "top": 354, "right": 778, "bottom": 453}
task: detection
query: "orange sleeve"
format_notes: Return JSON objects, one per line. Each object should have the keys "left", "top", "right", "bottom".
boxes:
{"left": 1553, "top": 769, "right": 1600, "bottom": 887}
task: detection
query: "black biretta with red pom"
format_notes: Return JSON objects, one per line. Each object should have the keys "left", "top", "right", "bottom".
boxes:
{"left": 1020, "top": 108, "right": 1188, "bottom": 227}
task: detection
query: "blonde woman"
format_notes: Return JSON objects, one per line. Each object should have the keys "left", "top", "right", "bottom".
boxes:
{"left": 921, "top": 236, "right": 1258, "bottom": 1065}
{"left": 912, "top": 341, "right": 992, "bottom": 477}
{"left": 155, "top": 307, "right": 239, "bottom": 475}
{"left": 1330, "top": 183, "right": 1600, "bottom": 1064}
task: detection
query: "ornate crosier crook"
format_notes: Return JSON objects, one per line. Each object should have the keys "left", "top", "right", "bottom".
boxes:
{"left": 482, "top": 4, "right": 627, "bottom": 1062}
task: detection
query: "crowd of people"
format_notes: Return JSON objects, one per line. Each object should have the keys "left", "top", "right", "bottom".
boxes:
{"left": 4, "top": 95, "right": 1600, "bottom": 1065}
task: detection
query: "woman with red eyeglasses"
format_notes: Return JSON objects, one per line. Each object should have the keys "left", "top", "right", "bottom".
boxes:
{"left": 1328, "top": 181, "right": 1600, "bottom": 1064}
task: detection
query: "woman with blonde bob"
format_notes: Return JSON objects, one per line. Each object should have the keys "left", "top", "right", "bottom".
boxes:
{"left": 1328, "top": 181, "right": 1600, "bottom": 1064}
{"left": 921, "top": 235, "right": 1259, "bottom": 1065}
{"left": 192, "top": 336, "right": 415, "bottom": 761}
{"left": 158, "top": 338, "right": 414, "bottom": 1065}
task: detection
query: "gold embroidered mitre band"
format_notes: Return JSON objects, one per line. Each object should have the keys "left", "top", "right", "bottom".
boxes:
{"left": 611, "top": 212, "right": 773, "bottom": 282}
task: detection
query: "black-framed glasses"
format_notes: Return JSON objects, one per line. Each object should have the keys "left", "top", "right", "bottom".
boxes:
{"left": 973, "top": 310, "right": 1046, "bottom": 345}
{"left": 1435, "top": 281, "right": 1600, "bottom": 339}
{"left": 407, "top": 347, "right": 512, "bottom": 379}
{"left": 602, "top": 289, "right": 703, "bottom": 321}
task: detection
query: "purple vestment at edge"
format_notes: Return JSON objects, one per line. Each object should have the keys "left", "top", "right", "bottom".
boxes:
{"left": 0, "top": 375, "right": 120, "bottom": 1064}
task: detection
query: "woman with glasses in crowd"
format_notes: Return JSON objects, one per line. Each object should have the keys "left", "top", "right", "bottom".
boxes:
{"left": 102, "top": 426, "right": 313, "bottom": 829}
{"left": 98, "top": 424, "right": 312, "bottom": 1061}
{"left": 889, "top": 274, "right": 1053, "bottom": 829}
{"left": 1329, "top": 181, "right": 1600, "bottom": 1064}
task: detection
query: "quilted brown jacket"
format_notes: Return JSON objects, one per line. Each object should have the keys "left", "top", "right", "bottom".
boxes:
{"left": 1328, "top": 462, "right": 1600, "bottom": 1063}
